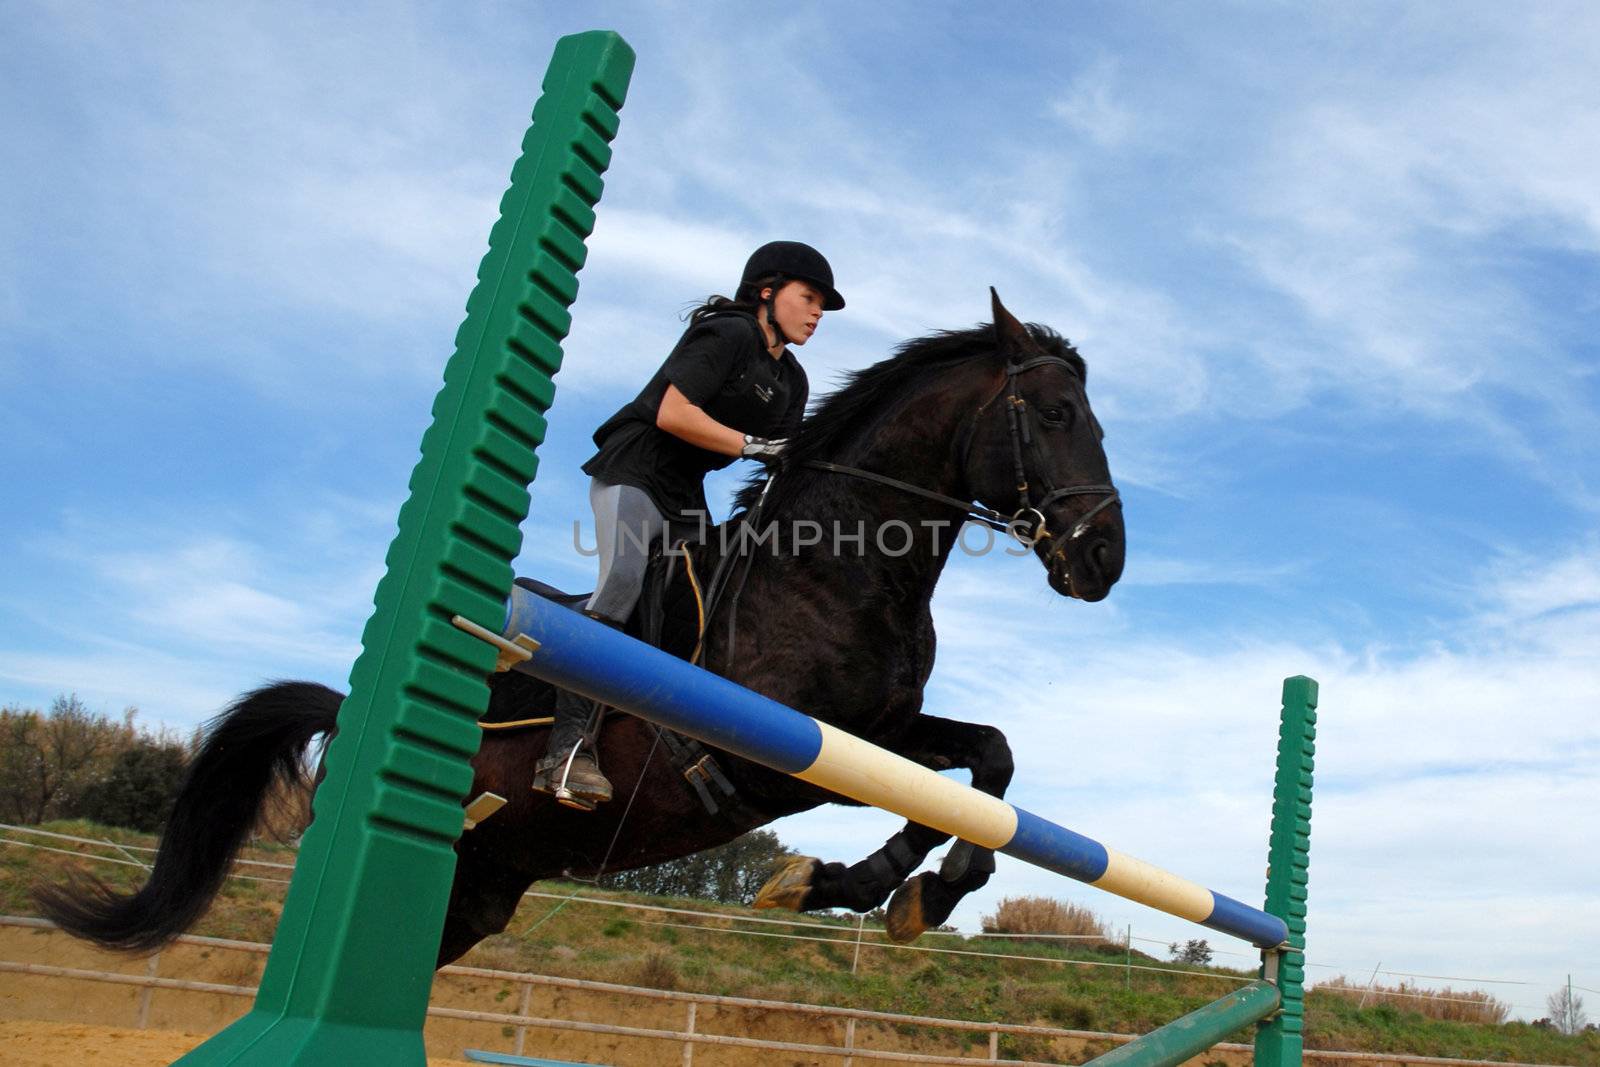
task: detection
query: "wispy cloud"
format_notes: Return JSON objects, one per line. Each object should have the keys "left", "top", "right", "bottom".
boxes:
{"left": 2, "top": 495, "right": 390, "bottom": 722}
{"left": 876, "top": 543, "right": 1600, "bottom": 984}
{"left": 1193, "top": 12, "right": 1600, "bottom": 478}
{"left": 4, "top": 0, "right": 1598, "bottom": 1016}
{"left": 1049, "top": 56, "right": 1137, "bottom": 149}
{"left": 1116, "top": 556, "right": 1308, "bottom": 589}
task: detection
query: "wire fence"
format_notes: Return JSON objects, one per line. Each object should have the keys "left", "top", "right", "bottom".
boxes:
{"left": 0, "top": 915, "right": 1580, "bottom": 1067}
{"left": 2, "top": 821, "right": 1589, "bottom": 1024}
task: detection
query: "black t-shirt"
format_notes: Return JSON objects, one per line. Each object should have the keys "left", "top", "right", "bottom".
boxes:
{"left": 581, "top": 312, "right": 808, "bottom": 523}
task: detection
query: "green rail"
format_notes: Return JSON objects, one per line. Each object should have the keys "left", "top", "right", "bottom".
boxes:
{"left": 1087, "top": 980, "right": 1281, "bottom": 1067}
{"left": 174, "top": 30, "right": 634, "bottom": 1067}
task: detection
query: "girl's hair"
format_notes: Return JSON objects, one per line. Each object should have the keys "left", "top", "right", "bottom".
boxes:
{"left": 684, "top": 273, "right": 785, "bottom": 327}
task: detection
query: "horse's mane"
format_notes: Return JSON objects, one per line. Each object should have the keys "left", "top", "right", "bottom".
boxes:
{"left": 730, "top": 322, "right": 1082, "bottom": 517}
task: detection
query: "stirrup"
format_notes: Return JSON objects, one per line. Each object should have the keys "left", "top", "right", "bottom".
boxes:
{"left": 533, "top": 746, "right": 609, "bottom": 810}
{"left": 555, "top": 790, "right": 596, "bottom": 813}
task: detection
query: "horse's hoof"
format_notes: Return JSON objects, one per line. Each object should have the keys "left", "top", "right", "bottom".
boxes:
{"left": 885, "top": 873, "right": 929, "bottom": 943}
{"left": 753, "top": 856, "right": 819, "bottom": 911}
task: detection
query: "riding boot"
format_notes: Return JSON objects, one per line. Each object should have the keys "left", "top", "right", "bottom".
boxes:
{"left": 533, "top": 687, "right": 613, "bottom": 809}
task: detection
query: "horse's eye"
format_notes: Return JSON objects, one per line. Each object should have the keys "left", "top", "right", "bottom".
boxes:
{"left": 1040, "top": 406, "right": 1068, "bottom": 425}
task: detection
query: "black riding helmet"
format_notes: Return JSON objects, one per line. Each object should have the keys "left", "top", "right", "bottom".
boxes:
{"left": 739, "top": 241, "right": 845, "bottom": 310}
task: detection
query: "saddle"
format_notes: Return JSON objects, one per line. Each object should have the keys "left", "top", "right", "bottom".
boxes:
{"left": 505, "top": 544, "right": 742, "bottom": 818}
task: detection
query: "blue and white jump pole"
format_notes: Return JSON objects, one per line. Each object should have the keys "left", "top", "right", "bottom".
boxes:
{"left": 472, "top": 581, "right": 1319, "bottom": 1067}
{"left": 493, "top": 588, "right": 1290, "bottom": 949}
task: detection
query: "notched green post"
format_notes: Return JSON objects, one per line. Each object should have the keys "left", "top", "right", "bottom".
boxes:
{"left": 174, "top": 30, "right": 634, "bottom": 1067}
{"left": 1082, "top": 676, "right": 1317, "bottom": 1067}
{"left": 1254, "top": 675, "right": 1318, "bottom": 1067}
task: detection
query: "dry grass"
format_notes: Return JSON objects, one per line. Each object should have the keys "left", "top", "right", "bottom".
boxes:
{"left": 979, "top": 895, "right": 1111, "bottom": 941}
{"left": 627, "top": 951, "right": 680, "bottom": 991}
{"left": 1314, "top": 975, "right": 1511, "bottom": 1024}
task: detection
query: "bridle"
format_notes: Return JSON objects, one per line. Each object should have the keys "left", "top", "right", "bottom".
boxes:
{"left": 803, "top": 353, "right": 1120, "bottom": 550}
{"left": 707, "top": 353, "right": 1118, "bottom": 658}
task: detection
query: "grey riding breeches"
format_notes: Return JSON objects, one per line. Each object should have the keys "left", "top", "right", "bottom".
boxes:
{"left": 585, "top": 479, "right": 670, "bottom": 625}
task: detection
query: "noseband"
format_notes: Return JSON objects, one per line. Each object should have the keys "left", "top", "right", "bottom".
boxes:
{"left": 803, "top": 354, "right": 1120, "bottom": 549}
{"left": 985, "top": 355, "right": 1120, "bottom": 546}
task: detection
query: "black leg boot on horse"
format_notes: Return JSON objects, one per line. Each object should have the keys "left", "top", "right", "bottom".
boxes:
{"left": 532, "top": 688, "right": 613, "bottom": 810}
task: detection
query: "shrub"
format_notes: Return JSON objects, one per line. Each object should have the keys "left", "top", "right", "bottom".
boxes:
{"left": 1043, "top": 996, "right": 1096, "bottom": 1029}
{"left": 0, "top": 696, "right": 192, "bottom": 827}
{"left": 79, "top": 739, "right": 189, "bottom": 832}
{"left": 629, "top": 952, "right": 678, "bottom": 990}
{"left": 1314, "top": 975, "right": 1510, "bottom": 1024}
{"left": 980, "top": 895, "right": 1111, "bottom": 941}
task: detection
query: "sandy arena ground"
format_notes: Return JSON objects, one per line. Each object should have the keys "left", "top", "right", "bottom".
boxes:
{"left": 0, "top": 1020, "right": 481, "bottom": 1066}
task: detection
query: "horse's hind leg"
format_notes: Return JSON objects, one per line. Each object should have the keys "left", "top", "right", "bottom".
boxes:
{"left": 755, "top": 715, "right": 1014, "bottom": 938}
{"left": 436, "top": 847, "right": 532, "bottom": 968}
{"left": 757, "top": 821, "right": 950, "bottom": 913}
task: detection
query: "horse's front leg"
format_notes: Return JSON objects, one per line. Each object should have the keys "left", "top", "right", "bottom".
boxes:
{"left": 753, "top": 715, "right": 1013, "bottom": 942}
{"left": 882, "top": 715, "right": 1013, "bottom": 942}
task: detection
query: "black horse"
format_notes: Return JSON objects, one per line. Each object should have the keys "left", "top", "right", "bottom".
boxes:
{"left": 37, "top": 291, "right": 1125, "bottom": 967}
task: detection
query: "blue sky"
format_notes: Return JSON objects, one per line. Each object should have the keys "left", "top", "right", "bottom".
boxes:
{"left": 3, "top": 2, "right": 1597, "bottom": 1022}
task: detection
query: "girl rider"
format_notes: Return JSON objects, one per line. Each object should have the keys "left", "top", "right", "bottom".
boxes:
{"left": 535, "top": 241, "right": 845, "bottom": 808}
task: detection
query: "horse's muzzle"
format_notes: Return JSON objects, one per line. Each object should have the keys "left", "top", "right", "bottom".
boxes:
{"left": 1045, "top": 526, "right": 1124, "bottom": 602}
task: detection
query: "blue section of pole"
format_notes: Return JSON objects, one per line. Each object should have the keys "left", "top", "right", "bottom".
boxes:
{"left": 505, "top": 587, "right": 822, "bottom": 774}
{"left": 1006, "top": 807, "right": 1111, "bottom": 881}
{"left": 503, "top": 589, "right": 1289, "bottom": 948}
{"left": 1205, "top": 893, "right": 1288, "bottom": 949}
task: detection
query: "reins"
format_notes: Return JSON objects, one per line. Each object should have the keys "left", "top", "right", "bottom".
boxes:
{"left": 806, "top": 353, "right": 1119, "bottom": 548}
{"left": 799, "top": 459, "right": 1017, "bottom": 533}
{"left": 689, "top": 352, "right": 1121, "bottom": 665}
{"left": 696, "top": 471, "right": 778, "bottom": 664}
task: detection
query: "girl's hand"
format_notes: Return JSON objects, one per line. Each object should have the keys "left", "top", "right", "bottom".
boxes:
{"left": 740, "top": 436, "right": 788, "bottom": 464}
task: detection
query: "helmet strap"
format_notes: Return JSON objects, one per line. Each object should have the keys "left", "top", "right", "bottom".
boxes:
{"left": 761, "top": 280, "right": 792, "bottom": 348}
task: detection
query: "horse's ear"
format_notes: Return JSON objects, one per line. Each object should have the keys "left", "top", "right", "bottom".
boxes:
{"left": 990, "top": 287, "right": 1031, "bottom": 357}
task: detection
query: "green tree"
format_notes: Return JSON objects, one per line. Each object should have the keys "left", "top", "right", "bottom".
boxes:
{"left": 1170, "top": 939, "right": 1213, "bottom": 965}
{"left": 79, "top": 738, "right": 190, "bottom": 831}
{"left": 1547, "top": 983, "right": 1588, "bottom": 1036}
{"left": 599, "top": 829, "right": 795, "bottom": 903}
{"left": 0, "top": 695, "right": 126, "bottom": 824}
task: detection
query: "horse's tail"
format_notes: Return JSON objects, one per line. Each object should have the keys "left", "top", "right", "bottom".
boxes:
{"left": 33, "top": 680, "right": 343, "bottom": 952}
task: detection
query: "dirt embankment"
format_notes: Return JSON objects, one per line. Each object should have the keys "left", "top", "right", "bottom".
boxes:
{"left": 2, "top": 923, "right": 1120, "bottom": 1066}
{"left": 4, "top": 923, "right": 1544, "bottom": 1067}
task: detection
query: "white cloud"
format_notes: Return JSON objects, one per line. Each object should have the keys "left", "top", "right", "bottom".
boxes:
{"left": 1118, "top": 555, "right": 1308, "bottom": 589}
{"left": 4, "top": 0, "right": 1599, "bottom": 1023}
{"left": 587, "top": 209, "right": 758, "bottom": 297}
{"left": 1050, "top": 57, "right": 1136, "bottom": 149}
{"left": 784, "top": 542, "right": 1599, "bottom": 1010}
{"left": 82, "top": 536, "right": 366, "bottom": 666}
{"left": 1, "top": 497, "right": 389, "bottom": 724}
{"left": 0, "top": 643, "right": 257, "bottom": 728}
{"left": 1197, "top": 13, "right": 1600, "bottom": 472}
{"left": 1478, "top": 545, "right": 1600, "bottom": 627}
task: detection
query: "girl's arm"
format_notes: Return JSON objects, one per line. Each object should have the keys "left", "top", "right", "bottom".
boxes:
{"left": 656, "top": 384, "right": 745, "bottom": 456}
